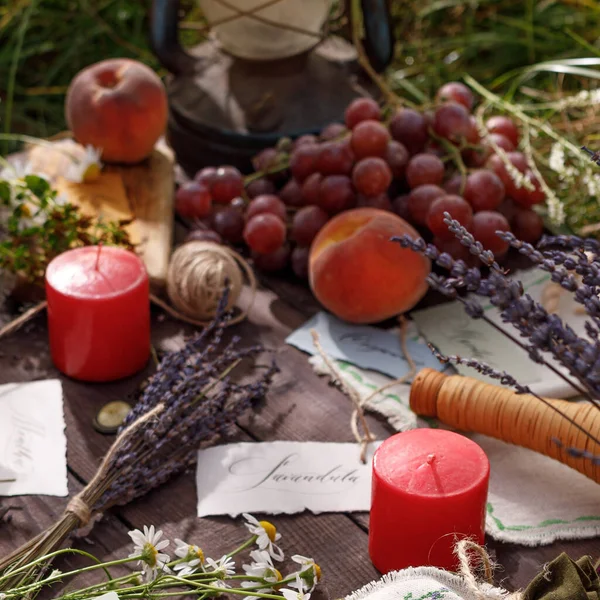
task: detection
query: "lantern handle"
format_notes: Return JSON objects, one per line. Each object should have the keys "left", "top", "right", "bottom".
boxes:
{"left": 150, "top": 0, "right": 196, "bottom": 75}
{"left": 360, "top": 0, "right": 394, "bottom": 73}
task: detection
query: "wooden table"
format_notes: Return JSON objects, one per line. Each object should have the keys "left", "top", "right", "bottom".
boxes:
{"left": 0, "top": 269, "right": 599, "bottom": 598}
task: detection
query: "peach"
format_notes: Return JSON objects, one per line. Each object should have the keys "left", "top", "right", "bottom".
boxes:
{"left": 309, "top": 208, "right": 430, "bottom": 323}
{"left": 65, "top": 59, "right": 168, "bottom": 164}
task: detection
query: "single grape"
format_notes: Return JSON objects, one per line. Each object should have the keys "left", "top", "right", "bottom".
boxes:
{"left": 245, "top": 194, "right": 286, "bottom": 222}
{"left": 252, "top": 148, "right": 279, "bottom": 173}
{"left": 488, "top": 133, "right": 515, "bottom": 153}
{"left": 435, "top": 82, "right": 474, "bottom": 111}
{"left": 302, "top": 172, "right": 323, "bottom": 205}
{"left": 472, "top": 211, "right": 511, "bottom": 256}
{"left": 433, "top": 236, "right": 471, "bottom": 262}
{"left": 389, "top": 109, "right": 429, "bottom": 155}
{"left": 385, "top": 140, "right": 409, "bottom": 179}
{"left": 175, "top": 181, "right": 212, "bottom": 218}
{"left": 280, "top": 179, "right": 305, "bottom": 207}
{"left": 290, "top": 144, "right": 319, "bottom": 182}
{"left": 345, "top": 97, "right": 381, "bottom": 129}
{"left": 318, "top": 175, "right": 356, "bottom": 214}
{"left": 292, "top": 205, "right": 329, "bottom": 246}
{"left": 252, "top": 244, "right": 291, "bottom": 272}
{"left": 352, "top": 157, "right": 393, "bottom": 196}
{"left": 485, "top": 151, "right": 527, "bottom": 186}
{"left": 485, "top": 116, "right": 519, "bottom": 147}
{"left": 357, "top": 193, "right": 393, "bottom": 211}
{"left": 194, "top": 166, "right": 217, "bottom": 187}
{"left": 291, "top": 246, "right": 310, "bottom": 280}
{"left": 391, "top": 194, "right": 411, "bottom": 221}
{"left": 351, "top": 120, "right": 391, "bottom": 159}
{"left": 464, "top": 170, "right": 505, "bottom": 212}
{"left": 185, "top": 228, "right": 223, "bottom": 245}
{"left": 294, "top": 134, "right": 319, "bottom": 148}
{"left": 243, "top": 213, "right": 286, "bottom": 254}
{"left": 466, "top": 116, "right": 480, "bottom": 144}
{"left": 408, "top": 184, "right": 445, "bottom": 226}
{"left": 511, "top": 208, "right": 543, "bottom": 243}
{"left": 320, "top": 123, "right": 348, "bottom": 141}
{"left": 433, "top": 102, "right": 472, "bottom": 144}
{"left": 316, "top": 140, "right": 354, "bottom": 175}
{"left": 246, "top": 177, "right": 276, "bottom": 199}
{"left": 230, "top": 196, "right": 246, "bottom": 211}
{"left": 509, "top": 171, "right": 545, "bottom": 208}
{"left": 211, "top": 166, "right": 244, "bottom": 204}
{"left": 426, "top": 194, "right": 473, "bottom": 240}
{"left": 406, "top": 153, "right": 445, "bottom": 188}
{"left": 443, "top": 174, "right": 464, "bottom": 195}
{"left": 213, "top": 207, "right": 245, "bottom": 244}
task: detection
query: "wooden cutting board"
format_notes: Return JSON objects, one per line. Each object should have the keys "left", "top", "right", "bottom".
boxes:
{"left": 27, "top": 137, "right": 174, "bottom": 288}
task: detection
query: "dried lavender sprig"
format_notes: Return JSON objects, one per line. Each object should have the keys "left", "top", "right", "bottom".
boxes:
{"left": 430, "top": 348, "right": 600, "bottom": 447}
{"left": 538, "top": 233, "right": 600, "bottom": 255}
{"left": 552, "top": 437, "right": 600, "bottom": 465}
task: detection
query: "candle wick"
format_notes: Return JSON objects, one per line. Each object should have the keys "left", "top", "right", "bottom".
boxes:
{"left": 94, "top": 243, "right": 103, "bottom": 271}
{"left": 426, "top": 453, "right": 436, "bottom": 465}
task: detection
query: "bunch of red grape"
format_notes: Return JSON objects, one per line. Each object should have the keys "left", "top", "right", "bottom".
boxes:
{"left": 175, "top": 81, "right": 545, "bottom": 278}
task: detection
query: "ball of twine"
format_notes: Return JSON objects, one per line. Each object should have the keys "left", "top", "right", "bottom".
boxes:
{"left": 163, "top": 241, "right": 256, "bottom": 326}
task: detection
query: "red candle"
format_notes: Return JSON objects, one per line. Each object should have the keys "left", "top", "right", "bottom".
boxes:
{"left": 46, "top": 246, "right": 150, "bottom": 382}
{"left": 369, "top": 429, "right": 489, "bottom": 573}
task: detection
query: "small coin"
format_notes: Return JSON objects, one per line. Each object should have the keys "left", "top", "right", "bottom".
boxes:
{"left": 93, "top": 400, "right": 132, "bottom": 434}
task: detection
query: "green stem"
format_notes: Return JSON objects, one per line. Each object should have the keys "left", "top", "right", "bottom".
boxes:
{"left": 227, "top": 536, "right": 257, "bottom": 558}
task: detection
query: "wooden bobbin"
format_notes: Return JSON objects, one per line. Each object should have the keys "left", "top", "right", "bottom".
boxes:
{"left": 410, "top": 369, "right": 600, "bottom": 484}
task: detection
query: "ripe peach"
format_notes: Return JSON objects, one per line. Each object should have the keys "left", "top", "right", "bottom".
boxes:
{"left": 309, "top": 208, "right": 430, "bottom": 323}
{"left": 65, "top": 59, "right": 167, "bottom": 164}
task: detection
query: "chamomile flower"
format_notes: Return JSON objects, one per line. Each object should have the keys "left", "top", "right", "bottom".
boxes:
{"left": 281, "top": 575, "right": 311, "bottom": 600}
{"left": 65, "top": 145, "right": 103, "bottom": 183}
{"left": 243, "top": 513, "right": 284, "bottom": 561}
{"left": 241, "top": 549, "right": 282, "bottom": 597}
{"left": 128, "top": 525, "right": 170, "bottom": 582}
{"left": 205, "top": 555, "right": 236, "bottom": 578}
{"left": 289, "top": 555, "right": 321, "bottom": 591}
{"left": 0, "top": 159, "right": 40, "bottom": 183}
{"left": 173, "top": 538, "right": 205, "bottom": 576}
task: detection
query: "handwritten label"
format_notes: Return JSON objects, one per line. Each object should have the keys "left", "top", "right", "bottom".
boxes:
{"left": 285, "top": 311, "right": 445, "bottom": 380}
{"left": 0, "top": 380, "right": 67, "bottom": 497}
{"left": 196, "top": 441, "right": 381, "bottom": 517}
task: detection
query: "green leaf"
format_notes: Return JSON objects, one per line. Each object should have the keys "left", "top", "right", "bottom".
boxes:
{"left": 0, "top": 181, "right": 11, "bottom": 205}
{"left": 24, "top": 174, "right": 50, "bottom": 198}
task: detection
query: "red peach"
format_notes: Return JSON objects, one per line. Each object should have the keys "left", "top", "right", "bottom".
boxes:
{"left": 65, "top": 58, "right": 167, "bottom": 164}
{"left": 309, "top": 208, "right": 430, "bottom": 323}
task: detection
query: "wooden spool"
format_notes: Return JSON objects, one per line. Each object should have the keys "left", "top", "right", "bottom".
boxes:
{"left": 410, "top": 369, "right": 600, "bottom": 484}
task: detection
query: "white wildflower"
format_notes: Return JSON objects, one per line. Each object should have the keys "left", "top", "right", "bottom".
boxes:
{"left": 65, "top": 145, "right": 103, "bottom": 183}
{"left": 243, "top": 513, "right": 284, "bottom": 561}
{"left": 289, "top": 555, "right": 321, "bottom": 591}
{"left": 241, "top": 549, "right": 282, "bottom": 597}
{"left": 212, "top": 580, "right": 231, "bottom": 590}
{"left": 0, "top": 159, "right": 43, "bottom": 183}
{"left": 128, "top": 525, "right": 170, "bottom": 582}
{"left": 281, "top": 575, "right": 311, "bottom": 600}
{"left": 205, "top": 555, "right": 236, "bottom": 578}
{"left": 173, "top": 538, "right": 205, "bottom": 576}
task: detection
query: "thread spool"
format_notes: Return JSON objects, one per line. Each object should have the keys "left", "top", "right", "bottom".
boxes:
{"left": 410, "top": 369, "right": 600, "bottom": 484}
{"left": 156, "top": 241, "right": 256, "bottom": 327}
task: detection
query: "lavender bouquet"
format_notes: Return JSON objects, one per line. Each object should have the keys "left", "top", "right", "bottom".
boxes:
{"left": 0, "top": 291, "right": 276, "bottom": 591}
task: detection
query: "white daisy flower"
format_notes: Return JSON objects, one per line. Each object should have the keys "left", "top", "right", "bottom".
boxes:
{"left": 241, "top": 549, "right": 282, "bottom": 597}
{"left": 243, "top": 513, "right": 284, "bottom": 561}
{"left": 281, "top": 575, "right": 311, "bottom": 600}
{"left": 128, "top": 525, "right": 170, "bottom": 582}
{"left": 0, "top": 159, "right": 42, "bottom": 183}
{"left": 289, "top": 555, "right": 321, "bottom": 591}
{"left": 205, "top": 555, "right": 236, "bottom": 578}
{"left": 173, "top": 538, "right": 205, "bottom": 576}
{"left": 65, "top": 145, "right": 103, "bottom": 183}
{"left": 211, "top": 580, "right": 231, "bottom": 590}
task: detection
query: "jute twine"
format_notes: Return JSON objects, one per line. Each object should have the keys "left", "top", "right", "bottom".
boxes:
{"left": 311, "top": 316, "right": 416, "bottom": 463}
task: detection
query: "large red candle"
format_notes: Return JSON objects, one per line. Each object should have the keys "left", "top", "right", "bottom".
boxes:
{"left": 369, "top": 429, "right": 489, "bottom": 573}
{"left": 46, "top": 246, "right": 150, "bottom": 382}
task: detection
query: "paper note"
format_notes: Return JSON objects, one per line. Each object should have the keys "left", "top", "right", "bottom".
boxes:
{"left": 196, "top": 441, "right": 381, "bottom": 517}
{"left": 285, "top": 311, "right": 445, "bottom": 380}
{"left": 0, "top": 380, "right": 68, "bottom": 497}
{"left": 412, "top": 269, "right": 589, "bottom": 399}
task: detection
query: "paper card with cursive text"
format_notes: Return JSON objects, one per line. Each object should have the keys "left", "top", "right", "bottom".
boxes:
{"left": 285, "top": 311, "right": 445, "bottom": 380}
{"left": 0, "top": 379, "right": 68, "bottom": 496}
{"left": 195, "top": 441, "right": 381, "bottom": 517}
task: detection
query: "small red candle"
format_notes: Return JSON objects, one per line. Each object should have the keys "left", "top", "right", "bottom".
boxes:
{"left": 369, "top": 429, "right": 489, "bottom": 573}
{"left": 46, "top": 246, "right": 150, "bottom": 382}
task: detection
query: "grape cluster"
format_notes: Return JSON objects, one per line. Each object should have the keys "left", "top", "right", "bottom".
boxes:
{"left": 175, "top": 82, "right": 545, "bottom": 278}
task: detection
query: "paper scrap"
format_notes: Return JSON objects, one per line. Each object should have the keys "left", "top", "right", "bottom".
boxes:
{"left": 412, "top": 269, "right": 588, "bottom": 399}
{"left": 0, "top": 380, "right": 68, "bottom": 497}
{"left": 285, "top": 311, "right": 445, "bottom": 380}
{"left": 196, "top": 441, "right": 381, "bottom": 517}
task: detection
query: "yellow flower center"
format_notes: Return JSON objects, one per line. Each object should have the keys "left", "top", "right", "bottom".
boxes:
{"left": 82, "top": 163, "right": 101, "bottom": 183}
{"left": 259, "top": 520, "right": 277, "bottom": 542}
{"left": 314, "top": 563, "right": 322, "bottom": 581}
{"left": 195, "top": 547, "right": 205, "bottom": 563}
{"left": 142, "top": 542, "right": 158, "bottom": 567}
